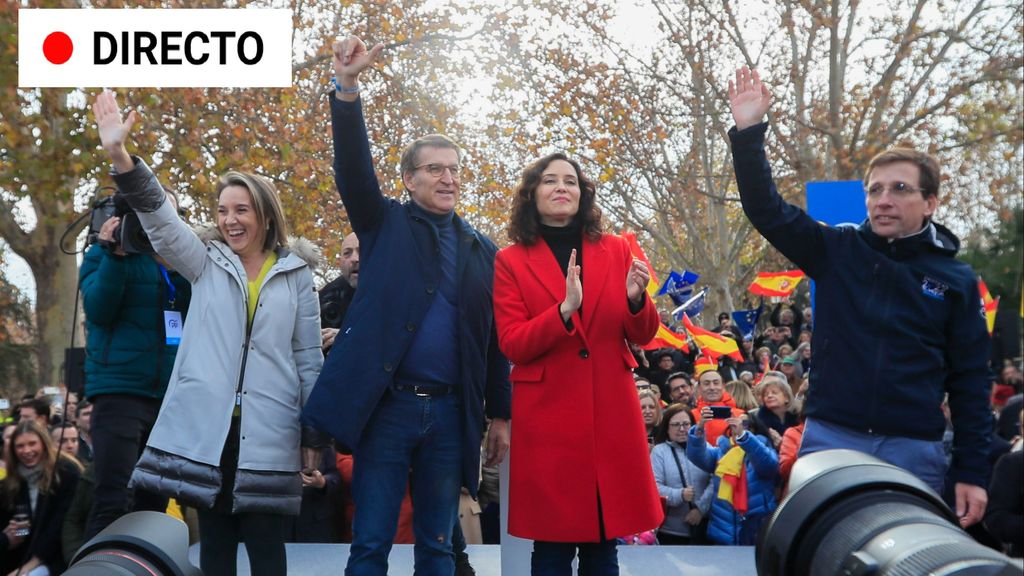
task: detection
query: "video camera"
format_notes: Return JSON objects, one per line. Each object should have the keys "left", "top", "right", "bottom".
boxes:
{"left": 87, "top": 193, "right": 154, "bottom": 255}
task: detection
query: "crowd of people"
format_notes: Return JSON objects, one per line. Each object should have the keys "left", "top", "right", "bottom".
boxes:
{"left": 0, "top": 44, "right": 1021, "bottom": 576}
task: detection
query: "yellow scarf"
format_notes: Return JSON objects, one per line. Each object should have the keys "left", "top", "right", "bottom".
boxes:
{"left": 715, "top": 438, "right": 749, "bottom": 514}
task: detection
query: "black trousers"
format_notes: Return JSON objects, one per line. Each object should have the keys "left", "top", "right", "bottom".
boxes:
{"left": 198, "top": 417, "right": 290, "bottom": 576}
{"left": 85, "top": 394, "right": 167, "bottom": 540}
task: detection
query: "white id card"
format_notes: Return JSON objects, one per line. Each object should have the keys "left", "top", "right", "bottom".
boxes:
{"left": 164, "top": 311, "right": 183, "bottom": 345}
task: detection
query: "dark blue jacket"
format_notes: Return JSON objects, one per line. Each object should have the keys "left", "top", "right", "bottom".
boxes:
{"left": 79, "top": 244, "right": 191, "bottom": 399}
{"left": 302, "top": 96, "right": 511, "bottom": 497}
{"left": 730, "top": 122, "right": 992, "bottom": 486}
{"left": 687, "top": 428, "right": 778, "bottom": 545}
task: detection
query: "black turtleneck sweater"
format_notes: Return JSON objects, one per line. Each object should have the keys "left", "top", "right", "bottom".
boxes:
{"left": 539, "top": 221, "right": 583, "bottom": 278}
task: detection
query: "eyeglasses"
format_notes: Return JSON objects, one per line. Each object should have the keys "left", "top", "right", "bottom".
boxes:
{"left": 865, "top": 182, "right": 924, "bottom": 197}
{"left": 415, "top": 163, "right": 462, "bottom": 180}
{"left": 636, "top": 384, "right": 652, "bottom": 390}
{"left": 669, "top": 422, "right": 691, "bottom": 429}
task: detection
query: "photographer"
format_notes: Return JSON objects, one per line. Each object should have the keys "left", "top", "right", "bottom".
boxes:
{"left": 78, "top": 189, "right": 191, "bottom": 540}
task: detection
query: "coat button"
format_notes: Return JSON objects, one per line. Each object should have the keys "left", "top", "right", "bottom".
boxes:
{"left": 579, "top": 349, "right": 589, "bottom": 359}
{"left": 425, "top": 286, "right": 435, "bottom": 295}
{"left": 383, "top": 363, "right": 393, "bottom": 372}
{"left": 406, "top": 322, "right": 416, "bottom": 332}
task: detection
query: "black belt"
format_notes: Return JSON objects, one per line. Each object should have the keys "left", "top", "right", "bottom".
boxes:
{"left": 394, "top": 383, "right": 455, "bottom": 396}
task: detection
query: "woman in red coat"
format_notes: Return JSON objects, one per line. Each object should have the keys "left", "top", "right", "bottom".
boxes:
{"left": 494, "top": 152, "right": 663, "bottom": 574}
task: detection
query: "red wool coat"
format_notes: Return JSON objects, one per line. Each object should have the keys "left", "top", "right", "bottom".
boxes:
{"left": 494, "top": 233, "right": 664, "bottom": 542}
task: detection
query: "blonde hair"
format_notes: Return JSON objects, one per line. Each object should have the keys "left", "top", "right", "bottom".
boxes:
{"left": 216, "top": 171, "right": 290, "bottom": 251}
{"left": 638, "top": 390, "right": 663, "bottom": 427}
{"left": 726, "top": 380, "right": 759, "bottom": 411}
{"left": 2, "top": 420, "right": 62, "bottom": 507}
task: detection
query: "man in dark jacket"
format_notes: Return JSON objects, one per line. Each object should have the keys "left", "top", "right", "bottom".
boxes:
{"left": 302, "top": 36, "right": 511, "bottom": 575}
{"left": 318, "top": 231, "right": 359, "bottom": 351}
{"left": 727, "top": 67, "right": 991, "bottom": 528}
{"left": 78, "top": 197, "right": 191, "bottom": 539}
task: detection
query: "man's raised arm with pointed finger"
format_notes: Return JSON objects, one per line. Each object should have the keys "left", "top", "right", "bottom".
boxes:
{"left": 301, "top": 36, "right": 511, "bottom": 574}
{"left": 727, "top": 66, "right": 991, "bottom": 529}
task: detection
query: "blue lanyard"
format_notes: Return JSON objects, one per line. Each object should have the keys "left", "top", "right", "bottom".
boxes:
{"left": 157, "top": 264, "right": 176, "bottom": 308}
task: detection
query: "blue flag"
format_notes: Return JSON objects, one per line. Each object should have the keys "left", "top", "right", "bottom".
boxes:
{"left": 731, "top": 301, "right": 764, "bottom": 341}
{"left": 672, "top": 288, "right": 707, "bottom": 320}
{"left": 657, "top": 269, "right": 700, "bottom": 306}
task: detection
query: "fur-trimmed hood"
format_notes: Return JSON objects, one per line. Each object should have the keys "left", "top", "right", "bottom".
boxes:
{"left": 193, "top": 223, "right": 323, "bottom": 271}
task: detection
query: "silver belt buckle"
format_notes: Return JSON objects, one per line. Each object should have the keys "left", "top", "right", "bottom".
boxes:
{"left": 413, "top": 386, "right": 430, "bottom": 397}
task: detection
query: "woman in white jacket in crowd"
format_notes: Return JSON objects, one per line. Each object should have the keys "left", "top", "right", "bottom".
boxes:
{"left": 92, "top": 90, "right": 323, "bottom": 576}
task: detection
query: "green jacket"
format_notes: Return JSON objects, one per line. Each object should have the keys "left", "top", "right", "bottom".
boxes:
{"left": 80, "top": 244, "right": 191, "bottom": 399}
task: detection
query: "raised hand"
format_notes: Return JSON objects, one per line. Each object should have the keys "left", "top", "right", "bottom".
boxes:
{"left": 626, "top": 257, "right": 650, "bottom": 305}
{"left": 728, "top": 66, "right": 772, "bottom": 131}
{"left": 559, "top": 248, "right": 583, "bottom": 322}
{"left": 332, "top": 36, "right": 384, "bottom": 90}
{"left": 91, "top": 90, "right": 136, "bottom": 173}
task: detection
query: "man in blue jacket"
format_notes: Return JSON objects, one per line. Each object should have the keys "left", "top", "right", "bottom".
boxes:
{"left": 302, "top": 36, "right": 511, "bottom": 575}
{"left": 727, "top": 67, "right": 991, "bottom": 529}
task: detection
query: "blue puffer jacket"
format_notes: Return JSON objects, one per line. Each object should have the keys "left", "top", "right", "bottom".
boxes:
{"left": 730, "top": 122, "right": 992, "bottom": 487}
{"left": 687, "top": 426, "right": 778, "bottom": 545}
{"left": 80, "top": 244, "right": 191, "bottom": 399}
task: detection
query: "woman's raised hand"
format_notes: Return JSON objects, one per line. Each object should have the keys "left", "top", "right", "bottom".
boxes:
{"left": 559, "top": 248, "right": 582, "bottom": 322}
{"left": 626, "top": 257, "right": 650, "bottom": 305}
{"left": 91, "top": 90, "right": 136, "bottom": 172}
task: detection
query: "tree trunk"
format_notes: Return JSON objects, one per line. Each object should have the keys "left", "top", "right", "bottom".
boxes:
{"left": 19, "top": 222, "right": 82, "bottom": 391}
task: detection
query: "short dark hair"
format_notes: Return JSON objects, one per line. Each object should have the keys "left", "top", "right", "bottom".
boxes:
{"left": 18, "top": 398, "right": 50, "bottom": 421}
{"left": 75, "top": 400, "right": 92, "bottom": 418}
{"left": 666, "top": 372, "right": 690, "bottom": 387}
{"left": 399, "top": 134, "right": 462, "bottom": 181}
{"left": 507, "top": 152, "right": 602, "bottom": 245}
{"left": 654, "top": 403, "right": 692, "bottom": 445}
{"left": 865, "top": 147, "right": 941, "bottom": 199}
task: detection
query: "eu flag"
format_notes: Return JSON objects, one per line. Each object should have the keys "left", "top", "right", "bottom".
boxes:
{"left": 731, "top": 301, "right": 764, "bottom": 341}
{"left": 657, "top": 269, "right": 700, "bottom": 306}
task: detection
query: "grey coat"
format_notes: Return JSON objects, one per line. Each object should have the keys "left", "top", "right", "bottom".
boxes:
{"left": 117, "top": 158, "right": 323, "bottom": 515}
{"left": 650, "top": 440, "right": 713, "bottom": 538}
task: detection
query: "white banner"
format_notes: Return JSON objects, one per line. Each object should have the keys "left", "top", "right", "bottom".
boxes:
{"left": 19, "top": 9, "right": 292, "bottom": 88}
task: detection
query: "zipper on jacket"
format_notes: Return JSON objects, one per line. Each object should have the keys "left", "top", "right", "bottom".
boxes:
{"left": 231, "top": 253, "right": 284, "bottom": 416}
{"left": 866, "top": 263, "right": 889, "bottom": 433}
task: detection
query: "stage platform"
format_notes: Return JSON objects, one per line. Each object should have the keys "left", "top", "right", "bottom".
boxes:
{"left": 187, "top": 543, "right": 757, "bottom": 575}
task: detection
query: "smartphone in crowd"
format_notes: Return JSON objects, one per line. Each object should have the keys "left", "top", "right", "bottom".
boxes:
{"left": 710, "top": 406, "right": 732, "bottom": 419}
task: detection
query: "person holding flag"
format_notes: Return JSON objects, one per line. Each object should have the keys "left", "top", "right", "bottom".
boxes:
{"left": 728, "top": 66, "right": 992, "bottom": 528}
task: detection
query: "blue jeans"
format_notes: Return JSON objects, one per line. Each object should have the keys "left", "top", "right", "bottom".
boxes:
{"left": 345, "top": 390, "right": 462, "bottom": 576}
{"left": 531, "top": 540, "right": 618, "bottom": 576}
{"left": 799, "top": 417, "right": 948, "bottom": 493}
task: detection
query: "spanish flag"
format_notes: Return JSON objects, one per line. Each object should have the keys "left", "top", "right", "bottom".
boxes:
{"left": 641, "top": 323, "right": 690, "bottom": 353}
{"left": 716, "top": 442, "right": 748, "bottom": 515}
{"left": 748, "top": 270, "right": 805, "bottom": 298}
{"left": 978, "top": 277, "right": 998, "bottom": 336}
{"left": 622, "top": 232, "right": 660, "bottom": 298}
{"left": 682, "top": 314, "right": 743, "bottom": 362}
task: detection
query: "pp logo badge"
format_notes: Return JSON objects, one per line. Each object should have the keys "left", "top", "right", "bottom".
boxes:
{"left": 921, "top": 277, "right": 949, "bottom": 301}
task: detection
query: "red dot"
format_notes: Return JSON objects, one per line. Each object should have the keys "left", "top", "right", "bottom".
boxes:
{"left": 43, "top": 32, "right": 73, "bottom": 65}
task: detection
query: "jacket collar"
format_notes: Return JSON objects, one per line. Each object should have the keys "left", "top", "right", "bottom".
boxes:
{"left": 523, "top": 234, "right": 609, "bottom": 331}
{"left": 196, "top": 223, "right": 322, "bottom": 272}
{"left": 858, "top": 219, "right": 959, "bottom": 259}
